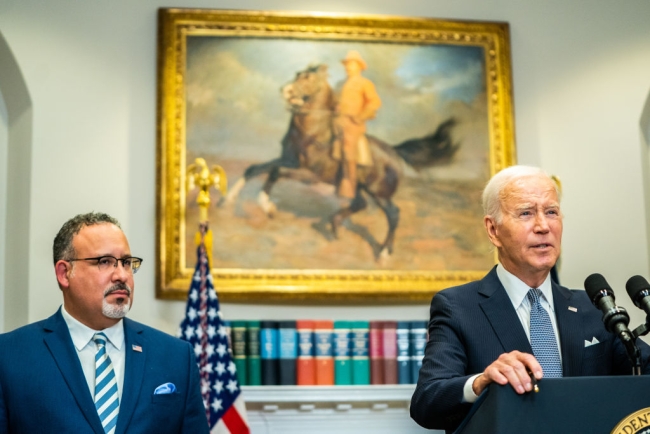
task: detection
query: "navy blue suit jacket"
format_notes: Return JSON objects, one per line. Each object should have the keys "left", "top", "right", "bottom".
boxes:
{"left": 410, "top": 267, "right": 650, "bottom": 433}
{"left": 0, "top": 309, "right": 209, "bottom": 434}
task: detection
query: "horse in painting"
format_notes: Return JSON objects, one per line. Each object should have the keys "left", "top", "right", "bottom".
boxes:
{"left": 225, "top": 64, "right": 458, "bottom": 259}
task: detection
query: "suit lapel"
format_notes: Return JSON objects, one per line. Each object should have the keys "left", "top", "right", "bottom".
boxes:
{"left": 553, "top": 284, "right": 583, "bottom": 376}
{"left": 478, "top": 268, "right": 533, "bottom": 354}
{"left": 115, "top": 318, "right": 146, "bottom": 434}
{"left": 43, "top": 310, "right": 105, "bottom": 434}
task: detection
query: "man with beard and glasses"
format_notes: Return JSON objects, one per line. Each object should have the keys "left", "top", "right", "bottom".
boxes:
{"left": 0, "top": 212, "right": 209, "bottom": 434}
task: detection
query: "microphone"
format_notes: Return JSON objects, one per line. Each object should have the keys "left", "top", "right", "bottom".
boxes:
{"left": 583, "top": 273, "right": 634, "bottom": 343}
{"left": 625, "top": 275, "right": 650, "bottom": 319}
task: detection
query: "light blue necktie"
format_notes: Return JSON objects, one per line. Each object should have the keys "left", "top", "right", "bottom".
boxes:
{"left": 527, "top": 289, "right": 563, "bottom": 378}
{"left": 93, "top": 332, "right": 120, "bottom": 434}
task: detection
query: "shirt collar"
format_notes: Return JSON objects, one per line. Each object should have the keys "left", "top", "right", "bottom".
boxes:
{"left": 61, "top": 305, "right": 125, "bottom": 351}
{"left": 496, "top": 264, "right": 554, "bottom": 312}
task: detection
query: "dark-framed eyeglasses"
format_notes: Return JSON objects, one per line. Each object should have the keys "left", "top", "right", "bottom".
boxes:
{"left": 67, "top": 256, "right": 143, "bottom": 274}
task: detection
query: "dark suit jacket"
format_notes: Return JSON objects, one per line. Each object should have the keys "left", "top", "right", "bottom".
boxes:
{"left": 0, "top": 308, "right": 209, "bottom": 434}
{"left": 410, "top": 267, "right": 650, "bottom": 433}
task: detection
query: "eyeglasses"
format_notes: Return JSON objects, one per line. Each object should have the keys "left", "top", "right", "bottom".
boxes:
{"left": 68, "top": 256, "right": 143, "bottom": 274}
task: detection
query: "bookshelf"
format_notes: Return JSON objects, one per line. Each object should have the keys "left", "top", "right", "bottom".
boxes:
{"left": 242, "top": 385, "right": 438, "bottom": 433}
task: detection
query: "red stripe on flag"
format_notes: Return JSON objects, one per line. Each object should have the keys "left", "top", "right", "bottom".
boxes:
{"left": 221, "top": 405, "right": 250, "bottom": 434}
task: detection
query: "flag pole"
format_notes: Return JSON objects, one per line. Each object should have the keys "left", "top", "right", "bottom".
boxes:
{"left": 181, "top": 158, "right": 249, "bottom": 433}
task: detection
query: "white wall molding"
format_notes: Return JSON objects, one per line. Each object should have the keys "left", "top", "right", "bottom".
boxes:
{"left": 0, "top": 30, "right": 32, "bottom": 332}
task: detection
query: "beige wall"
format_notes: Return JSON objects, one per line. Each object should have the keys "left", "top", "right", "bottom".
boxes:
{"left": 1, "top": 0, "right": 650, "bottom": 335}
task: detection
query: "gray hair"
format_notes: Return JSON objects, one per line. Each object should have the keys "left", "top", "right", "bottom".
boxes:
{"left": 482, "top": 165, "right": 560, "bottom": 223}
{"left": 53, "top": 212, "right": 121, "bottom": 264}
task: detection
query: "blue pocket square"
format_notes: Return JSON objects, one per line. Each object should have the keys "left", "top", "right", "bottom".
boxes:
{"left": 154, "top": 382, "right": 177, "bottom": 395}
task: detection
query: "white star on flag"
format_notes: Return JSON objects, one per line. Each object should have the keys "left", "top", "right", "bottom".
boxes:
{"left": 226, "top": 379, "right": 239, "bottom": 394}
{"left": 216, "top": 344, "right": 227, "bottom": 358}
{"left": 217, "top": 325, "right": 227, "bottom": 338}
{"left": 211, "top": 398, "right": 223, "bottom": 412}
{"left": 215, "top": 362, "right": 226, "bottom": 376}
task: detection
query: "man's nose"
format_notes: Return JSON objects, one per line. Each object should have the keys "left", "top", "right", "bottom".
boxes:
{"left": 111, "top": 260, "right": 130, "bottom": 281}
{"left": 534, "top": 213, "right": 550, "bottom": 232}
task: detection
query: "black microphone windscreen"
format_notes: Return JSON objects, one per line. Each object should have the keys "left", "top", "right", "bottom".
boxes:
{"left": 584, "top": 273, "right": 612, "bottom": 301}
{"left": 625, "top": 275, "right": 650, "bottom": 300}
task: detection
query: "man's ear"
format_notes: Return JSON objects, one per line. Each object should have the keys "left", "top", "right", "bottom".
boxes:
{"left": 55, "top": 260, "right": 72, "bottom": 289}
{"left": 484, "top": 216, "right": 502, "bottom": 248}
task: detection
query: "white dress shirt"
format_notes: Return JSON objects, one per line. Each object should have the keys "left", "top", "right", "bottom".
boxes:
{"left": 61, "top": 305, "right": 126, "bottom": 401}
{"left": 462, "top": 264, "right": 561, "bottom": 403}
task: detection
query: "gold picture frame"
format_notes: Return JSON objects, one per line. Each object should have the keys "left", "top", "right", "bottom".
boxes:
{"left": 156, "top": 8, "right": 516, "bottom": 302}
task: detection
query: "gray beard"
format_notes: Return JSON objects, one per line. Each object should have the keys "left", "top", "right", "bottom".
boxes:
{"left": 103, "top": 298, "right": 130, "bottom": 319}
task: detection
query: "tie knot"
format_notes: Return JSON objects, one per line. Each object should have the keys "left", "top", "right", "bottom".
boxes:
{"left": 93, "top": 332, "right": 108, "bottom": 347}
{"left": 527, "top": 288, "right": 543, "bottom": 305}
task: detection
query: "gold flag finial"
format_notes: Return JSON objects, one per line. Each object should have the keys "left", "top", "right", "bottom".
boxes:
{"left": 187, "top": 157, "right": 227, "bottom": 266}
{"left": 186, "top": 157, "right": 228, "bottom": 223}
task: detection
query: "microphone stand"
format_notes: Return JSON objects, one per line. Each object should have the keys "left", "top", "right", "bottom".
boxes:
{"left": 603, "top": 305, "right": 642, "bottom": 375}
{"left": 631, "top": 318, "right": 650, "bottom": 375}
{"left": 623, "top": 337, "right": 642, "bottom": 376}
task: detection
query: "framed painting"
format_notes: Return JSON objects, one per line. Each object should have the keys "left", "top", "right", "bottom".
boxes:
{"left": 156, "top": 8, "right": 516, "bottom": 302}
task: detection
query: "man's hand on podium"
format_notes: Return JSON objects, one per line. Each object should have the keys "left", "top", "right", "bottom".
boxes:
{"left": 472, "top": 351, "right": 543, "bottom": 396}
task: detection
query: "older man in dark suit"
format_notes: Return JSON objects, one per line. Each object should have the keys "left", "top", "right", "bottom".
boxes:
{"left": 0, "top": 212, "right": 208, "bottom": 434}
{"left": 410, "top": 165, "right": 650, "bottom": 433}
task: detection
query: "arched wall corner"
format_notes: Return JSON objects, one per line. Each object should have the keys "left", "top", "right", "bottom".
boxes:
{"left": 639, "top": 87, "right": 650, "bottom": 277}
{"left": 0, "top": 30, "right": 32, "bottom": 332}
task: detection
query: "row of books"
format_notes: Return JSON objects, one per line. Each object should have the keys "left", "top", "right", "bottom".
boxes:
{"left": 224, "top": 320, "right": 428, "bottom": 386}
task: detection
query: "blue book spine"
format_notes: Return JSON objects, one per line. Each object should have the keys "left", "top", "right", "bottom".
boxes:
{"left": 278, "top": 320, "right": 297, "bottom": 385}
{"left": 260, "top": 320, "right": 279, "bottom": 385}
{"left": 410, "top": 320, "right": 428, "bottom": 384}
{"left": 397, "top": 321, "right": 411, "bottom": 384}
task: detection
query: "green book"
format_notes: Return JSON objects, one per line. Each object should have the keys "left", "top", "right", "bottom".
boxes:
{"left": 334, "top": 320, "right": 352, "bottom": 385}
{"left": 231, "top": 320, "right": 248, "bottom": 386}
{"left": 350, "top": 320, "right": 370, "bottom": 385}
{"left": 247, "top": 320, "right": 262, "bottom": 385}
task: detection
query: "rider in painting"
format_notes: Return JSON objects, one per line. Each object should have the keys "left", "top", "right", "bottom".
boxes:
{"left": 332, "top": 50, "right": 382, "bottom": 203}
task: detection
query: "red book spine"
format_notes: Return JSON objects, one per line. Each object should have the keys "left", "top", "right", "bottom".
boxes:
{"left": 296, "top": 320, "right": 316, "bottom": 385}
{"left": 383, "top": 321, "right": 398, "bottom": 384}
{"left": 369, "top": 320, "right": 384, "bottom": 385}
{"left": 314, "top": 319, "right": 334, "bottom": 385}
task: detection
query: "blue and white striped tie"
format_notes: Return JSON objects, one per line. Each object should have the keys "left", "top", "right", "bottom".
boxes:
{"left": 527, "top": 289, "right": 563, "bottom": 378}
{"left": 93, "top": 332, "right": 120, "bottom": 434}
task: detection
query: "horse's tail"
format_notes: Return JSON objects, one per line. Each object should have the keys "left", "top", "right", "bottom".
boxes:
{"left": 393, "top": 117, "right": 459, "bottom": 169}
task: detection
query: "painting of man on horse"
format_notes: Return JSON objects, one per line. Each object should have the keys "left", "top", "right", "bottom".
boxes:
{"left": 184, "top": 38, "right": 494, "bottom": 271}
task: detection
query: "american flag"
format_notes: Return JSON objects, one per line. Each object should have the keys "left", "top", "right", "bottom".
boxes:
{"left": 179, "top": 224, "right": 250, "bottom": 434}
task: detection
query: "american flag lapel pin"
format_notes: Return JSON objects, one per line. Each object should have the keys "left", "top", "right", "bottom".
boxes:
{"left": 568, "top": 306, "right": 577, "bottom": 312}
{"left": 132, "top": 344, "right": 143, "bottom": 352}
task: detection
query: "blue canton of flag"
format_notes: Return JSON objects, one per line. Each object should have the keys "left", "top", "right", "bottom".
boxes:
{"left": 179, "top": 226, "right": 249, "bottom": 434}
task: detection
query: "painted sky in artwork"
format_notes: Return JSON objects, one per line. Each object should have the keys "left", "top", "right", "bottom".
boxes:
{"left": 185, "top": 37, "right": 487, "bottom": 172}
